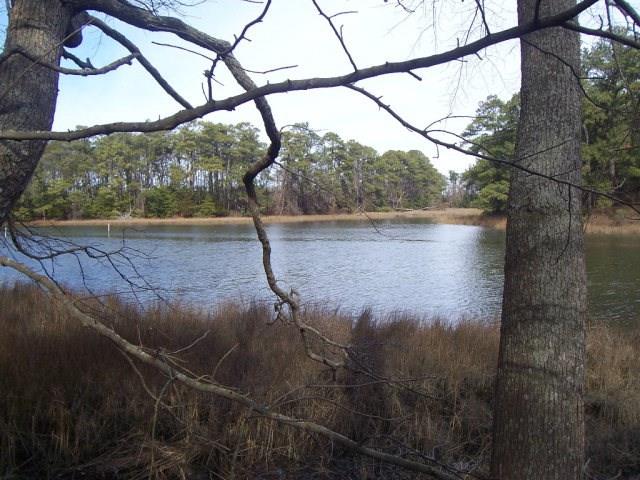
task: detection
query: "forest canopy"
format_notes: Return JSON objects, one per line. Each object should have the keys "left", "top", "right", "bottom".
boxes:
{"left": 16, "top": 123, "right": 445, "bottom": 220}
{"left": 461, "top": 34, "right": 640, "bottom": 213}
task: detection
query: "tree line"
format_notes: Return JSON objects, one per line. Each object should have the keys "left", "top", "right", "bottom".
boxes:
{"left": 458, "top": 33, "right": 640, "bottom": 213}
{"left": 16, "top": 122, "right": 445, "bottom": 220}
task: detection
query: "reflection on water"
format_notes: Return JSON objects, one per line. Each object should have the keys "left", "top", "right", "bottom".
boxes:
{"left": 0, "top": 220, "right": 637, "bottom": 324}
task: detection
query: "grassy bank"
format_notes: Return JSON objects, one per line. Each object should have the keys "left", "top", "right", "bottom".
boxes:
{"left": 0, "top": 284, "right": 639, "bottom": 479}
{"left": 27, "top": 207, "right": 640, "bottom": 235}
{"left": 26, "top": 208, "right": 485, "bottom": 228}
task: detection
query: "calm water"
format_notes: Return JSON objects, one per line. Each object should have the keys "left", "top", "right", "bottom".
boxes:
{"left": 0, "top": 220, "right": 637, "bottom": 324}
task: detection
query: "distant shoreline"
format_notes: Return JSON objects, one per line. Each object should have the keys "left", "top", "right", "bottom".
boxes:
{"left": 26, "top": 207, "right": 639, "bottom": 235}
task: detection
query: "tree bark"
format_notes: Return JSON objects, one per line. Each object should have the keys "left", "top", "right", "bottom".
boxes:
{"left": 0, "top": 0, "right": 72, "bottom": 224}
{"left": 490, "top": 1, "right": 586, "bottom": 479}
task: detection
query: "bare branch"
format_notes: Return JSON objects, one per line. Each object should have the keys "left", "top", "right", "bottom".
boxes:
{"left": 311, "top": 0, "right": 359, "bottom": 71}
{"left": 6, "top": 220, "right": 168, "bottom": 304}
{"left": 204, "top": 0, "right": 273, "bottom": 100}
{"left": 474, "top": 0, "right": 491, "bottom": 35}
{"left": 80, "top": 13, "right": 193, "bottom": 109}
{"left": 613, "top": 0, "right": 640, "bottom": 27}
{"left": 243, "top": 64, "right": 298, "bottom": 75}
{"left": 224, "top": 0, "right": 272, "bottom": 56}
{"left": 152, "top": 40, "right": 214, "bottom": 61}
{"left": 168, "top": 329, "right": 210, "bottom": 355}
{"left": 62, "top": 49, "right": 95, "bottom": 69}
{"left": 0, "top": 0, "right": 600, "bottom": 142}
{"left": 563, "top": 21, "right": 640, "bottom": 48}
{"left": 5, "top": 47, "right": 137, "bottom": 75}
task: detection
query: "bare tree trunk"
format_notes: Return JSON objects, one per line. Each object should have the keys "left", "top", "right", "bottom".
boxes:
{"left": 0, "top": 0, "right": 71, "bottom": 224}
{"left": 490, "top": 1, "right": 587, "bottom": 479}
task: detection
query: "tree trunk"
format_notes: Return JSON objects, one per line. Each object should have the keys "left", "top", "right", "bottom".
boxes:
{"left": 0, "top": 0, "right": 72, "bottom": 224}
{"left": 490, "top": 1, "right": 586, "bottom": 479}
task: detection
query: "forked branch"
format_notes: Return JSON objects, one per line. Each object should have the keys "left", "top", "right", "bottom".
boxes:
{"left": 79, "top": 12, "right": 193, "bottom": 109}
{"left": 1, "top": 47, "right": 137, "bottom": 75}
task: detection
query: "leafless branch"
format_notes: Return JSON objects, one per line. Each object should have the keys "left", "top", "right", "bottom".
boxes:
{"left": 211, "top": 343, "right": 239, "bottom": 380}
{"left": 80, "top": 13, "right": 193, "bottom": 109}
{"left": 0, "top": 0, "right": 601, "bottom": 143}
{"left": 224, "top": 0, "right": 272, "bottom": 55}
{"left": 475, "top": 0, "right": 491, "bottom": 35}
{"left": 6, "top": 220, "right": 168, "bottom": 306}
{"left": 168, "top": 329, "right": 210, "bottom": 355}
{"left": 204, "top": 0, "right": 273, "bottom": 100}
{"left": 62, "top": 49, "right": 94, "bottom": 69}
{"left": 311, "top": 0, "right": 359, "bottom": 71}
{"left": 613, "top": 0, "right": 640, "bottom": 27}
{"left": 243, "top": 64, "right": 298, "bottom": 75}
{"left": 388, "top": 0, "right": 416, "bottom": 14}
{"left": 152, "top": 40, "right": 215, "bottom": 61}
{"left": 5, "top": 47, "right": 137, "bottom": 75}
{"left": 563, "top": 20, "right": 640, "bottom": 49}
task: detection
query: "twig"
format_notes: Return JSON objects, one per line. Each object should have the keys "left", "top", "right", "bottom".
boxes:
{"left": 311, "top": 0, "right": 358, "bottom": 70}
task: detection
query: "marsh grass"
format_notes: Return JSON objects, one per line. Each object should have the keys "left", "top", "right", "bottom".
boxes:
{"left": 27, "top": 207, "right": 640, "bottom": 236}
{"left": 0, "top": 283, "right": 638, "bottom": 478}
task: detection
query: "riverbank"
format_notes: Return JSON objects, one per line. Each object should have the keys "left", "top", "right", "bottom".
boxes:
{"left": 1, "top": 283, "right": 638, "bottom": 479}
{"left": 27, "top": 207, "right": 640, "bottom": 235}
{"left": 27, "top": 208, "right": 486, "bottom": 227}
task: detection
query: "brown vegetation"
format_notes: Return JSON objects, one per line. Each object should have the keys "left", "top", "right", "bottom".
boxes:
{"left": 0, "top": 283, "right": 638, "bottom": 479}
{"left": 27, "top": 207, "right": 640, "bottom": 235}
{"left": 25, "top": 208, "right": 484, "bottom": 228}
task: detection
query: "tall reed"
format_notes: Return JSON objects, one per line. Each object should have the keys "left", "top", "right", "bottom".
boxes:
{"left": 0, "top": 283, "right": 637, "bottom": 478}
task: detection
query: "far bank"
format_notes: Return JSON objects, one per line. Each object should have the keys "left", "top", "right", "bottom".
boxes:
{"left": 26, "top": 207, "right": 640, "bottom": 235}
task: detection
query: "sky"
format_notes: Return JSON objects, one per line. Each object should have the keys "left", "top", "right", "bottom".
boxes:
{"left": 0, "top": 0, "right": 536, "bottom": 174}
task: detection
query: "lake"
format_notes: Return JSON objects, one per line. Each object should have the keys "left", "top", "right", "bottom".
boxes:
{"left": 0, "top": 219, "right": 638, "bottom": 325}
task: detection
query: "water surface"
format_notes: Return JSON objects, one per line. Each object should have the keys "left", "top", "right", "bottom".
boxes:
{"left": 0, "top": 220, "right": 637, "bottom": 324}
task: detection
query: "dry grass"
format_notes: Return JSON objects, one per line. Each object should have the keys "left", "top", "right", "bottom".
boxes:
{"left": 26, "top": 208, "right": 485, "bottom": 228}
{"left": 0, "top": 284, "right": 638, "bottom": 479}
{"left": 29, "top": 207, "right": 639, "bottom": 236}
{"left": 584, "top": 209, "right": 640, "bottom": 235}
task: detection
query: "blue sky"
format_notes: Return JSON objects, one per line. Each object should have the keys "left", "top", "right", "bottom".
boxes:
{"left": 2, "top": 0, "right": 528, "bottom": 174}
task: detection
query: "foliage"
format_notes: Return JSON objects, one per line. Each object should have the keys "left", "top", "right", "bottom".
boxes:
{"left": 461, "top": 95, "right": 519, "bottom": 213}
{"left": 462, "top": 33, "right": 640, "bottom": 213}
{"left": 582, "top": 31, "right": 640, "bottom": 207}
{"left": 17, "top": 121, "right": 445, "bottom": 220}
